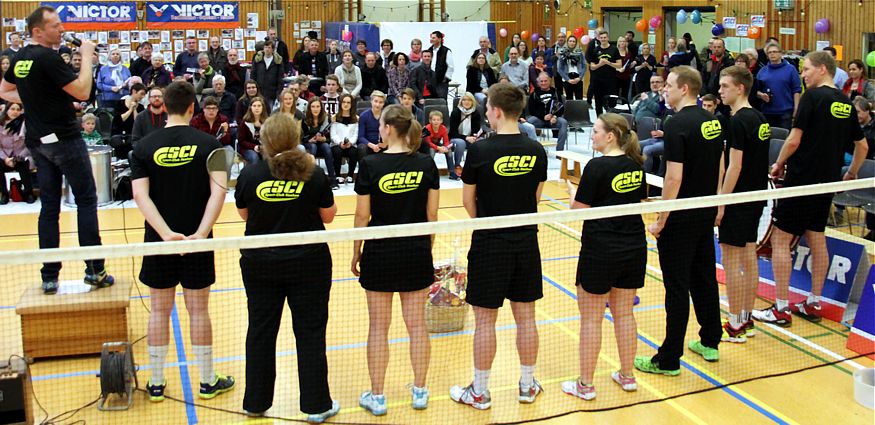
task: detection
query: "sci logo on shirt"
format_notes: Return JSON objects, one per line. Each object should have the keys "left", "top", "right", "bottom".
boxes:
{"left": 494, "top": 155, "right": 537, "bottom": 177}
{"left": 758, "top": 123, "right": 771, "bottom": 141}
{"left": 13, "top": 60, "right": 33, "bottom": 78}
{"left": 611, "top": 170, "right": 643, "bottom": 193}
{"left": 830, "top": 102, "right": 853, "bottom": 119}
{"left": 378, "top": 171, "right": 423, "bottom": 194}
{"left": 153, "top": 145, "right": 198, "bottom": 167}
{"left": 700, "top": 120, "right": 722, "bottom": 140}
{"left": 256, "top": 180, "right": 305, "bottom": 202}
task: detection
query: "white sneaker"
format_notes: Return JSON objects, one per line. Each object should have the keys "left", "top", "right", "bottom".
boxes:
{"left": 449, "top": 384, "right": 491, "bottom": 410}
{"left": 518, "top": 378, "right": 543, "bottom": 403}
{"left": 306, "top": 400, "right": 339, "bottom": 423}
{"left": 411, "top": 385, "right": 429, "bottom": 410}
{"left": 359, "top": 391, "right": 386, "bottom": 416}
{"left": 611, "top": 371, "right": 638, "bottom": 392}
{"left": 561, "top": 380, "right": 596, "bottom": 401}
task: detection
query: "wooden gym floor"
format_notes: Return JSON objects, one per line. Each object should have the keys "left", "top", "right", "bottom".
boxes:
{"left": 0, "top": 182, "right": 872, "bottom": 425}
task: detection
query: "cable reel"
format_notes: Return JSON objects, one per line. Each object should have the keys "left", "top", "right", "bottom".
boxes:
{"left": 97, "top": 342, "right": 138, "bottom": 411}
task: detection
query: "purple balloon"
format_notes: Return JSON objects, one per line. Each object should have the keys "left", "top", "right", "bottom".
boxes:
{"left": 711, "top": 24, "right": 725, "bottom": 36}
{"left": 531, "top": 32, "right": 540, "bottom": 42}
{"left": 815, "top": 19, "right": 829, "bottom": 34}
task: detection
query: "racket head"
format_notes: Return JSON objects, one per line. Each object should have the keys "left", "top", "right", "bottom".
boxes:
{"left": 206, "top": 147, "right": 243, "bottom": 192}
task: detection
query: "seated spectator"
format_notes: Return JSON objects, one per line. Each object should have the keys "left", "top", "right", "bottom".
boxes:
{"left": 386, "top": 53, "right": 411, "bottom": 104}
{"left": 501, "top": 47, "right": 529, "bottom": 92}
{"left": 141, "top": 54, "right": 171, "bottom": 88}
{"left": 273, "top": 88, "right": 304, "bottom": 120}
{"left": 326, "top": 40, "right": 343, "bottom": 72}
{"left": 0, "top": 102, "right": 34, "bottom": 204}
{"left": 301, "top": 97, "right": 338, "bottom": 189}
{"left": 357, "top": 91, "right": 386, "bottom": 159}
{"left": 352, "top": 40, "right": 369, "bottom": 67}
{"left": 330, "top": 93, "right": 360, "bottom": 184}
{"left": 236, "top": 80, "right": 261, "bottom": 124}
{"left": 335, "top": 50, "right": 362, "bottom": 98}
{"left": 80, "top": 113, "right": 103, "bottom": 145}
{"left": 526, "top": 72, "right": 568, "bottom": 150}
{"left": 843, "top": 59, "right": 875, "bottom": 102}
{"left": 237, "top": 96, "right": 268, "bottom": 164}
{"left": 96, "top": 48, "right": 131, "bottom": 108}
{"left": 449, "top": 92, "right": 483, "bottom": 173}
{"left": 633, "top": 75, "right": 665, "bottom": 121}
{"left": 295, "top": 39, "right": 329, "bottom": 94}
{"left": 528, "top": 53, "right": 550, "bottom": 93}
{"left": 193, "top": 53, "right": 217, "bottom": 97}
{"left": 466, "top": 52, "right": 497, "bottom": 107}
{"left": 410, "top": 50, "right": 440, "bottom": 105}
{"left": 421, "top": 110, "right": 461, "bottom": 180}
{"left": 190, "top": 96, "right": 232, "bottom": 147}
{"left": 468, "top": 36, "right": 502, "bottom": 76}
{"left": 223, "top": 49, "right": 247, "bottom": 99}
{"left": 288, "top": 81, "right": 310, "bottom": 113}
{"left": 360, "top": 53, "right": 389, "bottom": 101}
{"left": 132, "top": 87, "right": 167, "bottom": 144}
{"left": 209, "top": 75, "right": 237, "bottom": 123}
{"left": 398, "top": 87, "right": 426, "bottom": 125}
{"left": 321, "top": 74, "right": 343, "bottom": 117}
{"left": 296, "top": 75, "right": 317, "bottom": 101}
{"left": 378, "top": 39, "right": 395, "bottom": 68}
{"left": 700, "top": 94, "right": 721, "bottom": 116}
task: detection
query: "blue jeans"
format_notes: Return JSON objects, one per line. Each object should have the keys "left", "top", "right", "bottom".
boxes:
{"left": 428, "top": 142, "right": 463, "bottom": 177}
{"left": 30, "top": 136, "right": 104, "bottom": 281}
{"left": 448, "top": 138, "right": 467, "bottom": 170}
{"left": 640, "top": 138, "right": 665, "bottom": 176}
{"left": 305, "top": 142, "right": 336, "bottom": 179}
{"left": 242, "top": 149, "right": 260, "bottom": 164}
{"left": 526, "top": 116, "right": 568, "bottom": 150}
{"left": 519, "top": 122, "right": 537, "bottom": 140}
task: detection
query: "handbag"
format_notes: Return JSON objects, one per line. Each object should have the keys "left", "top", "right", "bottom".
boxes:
{"left": 8, "top": 178, "right": 24, "bottom": 202}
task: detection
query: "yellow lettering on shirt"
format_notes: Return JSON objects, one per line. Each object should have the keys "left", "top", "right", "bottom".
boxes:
{"left": 494, "top": 155, "right": 537, "bottom": 176}
{"left": 611, "top": 170, "right": 643, "bottom": 193}
{"left": 830, "top": 102, "right": 852, "bottom": 119}
{"left": 758, "top": 123, "right": 771, "bottom": 141}
{"left": 256, "top": 180, "right": 305, "bottom": 202}
{"left": 378, "top": 171, "right": 424, "bottom": 194}
{"left": 13, "top": 60, "right": 33, "bottom": 78}
{"left": 701, "top": 120, "right": 722, "bottom": 140}
{"left": 153, "top": 145, "right": 198, "bottom": 167}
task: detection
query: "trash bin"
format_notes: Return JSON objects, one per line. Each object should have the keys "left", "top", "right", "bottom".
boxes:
{"left": 64, "top": 146, "right": 114, "bottom": 207}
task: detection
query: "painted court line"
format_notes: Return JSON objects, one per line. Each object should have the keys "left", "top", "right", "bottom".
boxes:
{"left": 170, "top": 305, "right": 198, "bottom": 425}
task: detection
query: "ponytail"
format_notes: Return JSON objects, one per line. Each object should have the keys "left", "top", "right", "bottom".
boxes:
{"left": 598, "top": 113, "right": 644, "bottom": 166}
{"left": 620, "top": 131, "right": 644, "bottom": 166}
{"left": 261, "top": 113, "right": 315, "bottom": 182}
{"left": 382, "top": 104, "right": 422, "bottom": 155}
{"left": 406, "top": 119, "right": 423, "bottom": 153}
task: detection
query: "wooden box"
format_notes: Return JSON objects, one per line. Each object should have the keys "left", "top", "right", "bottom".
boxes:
{"left": 15, "top": 280, "right": 131, "bottom": 359}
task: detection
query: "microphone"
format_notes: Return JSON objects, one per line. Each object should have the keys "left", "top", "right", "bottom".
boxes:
{"left": 63, "top": 33, "right": 82, "bottom": 47}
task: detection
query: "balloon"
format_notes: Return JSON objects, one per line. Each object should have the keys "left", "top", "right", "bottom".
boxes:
{"left": 581, "top": 35, "right": 591, "bottom": 45}
{"left": 867, "top": 51, "right": 875, "bottom": 67}
{"left": 711, "top": 24, "right": 725, "bottom": 36}
{"left": 635, "top": 19, "right": 647, "bottom": 33}
{"left": 691, "top": 10, "right": 702, "bottom": 24}
{"left": 499, "top": 28, "right": 508, "bottom": 37}
{"left": 748, "top": 26, "right": 761, "bottom": 39}
{"left": 566, "top": 30, "right": 572, "bottom": 37}
{"left": 531, "top": 32, "right": 539, "bottom": 42}
{"left": 649, "top": 16, "right": 661, "bottom": 29}
{"left": 521, "top": 30, "right": 529, "bottom": 40}
{"left": 573, "top": 26, "right": 585, "bottom": 39}
{"left": 342, "top": 30, "right": 353, "bottom": 42}
{"left": 815, "top": 19, "right": 829, "bottom": 34}
{"left": 677, "top": 9, "right": 688, "bottom": 24}
{"left": 588, "top": 19, "right": 598, "bottom": 29}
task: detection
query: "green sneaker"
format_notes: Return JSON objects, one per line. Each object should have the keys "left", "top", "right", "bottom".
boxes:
{"left": 688, "top": 340, "right": 719, "bottom": 362}
{"left": 633, "top": 356, "right": 680, "bottom": 376}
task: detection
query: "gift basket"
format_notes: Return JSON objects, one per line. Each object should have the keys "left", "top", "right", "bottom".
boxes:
{"left": 425, "top": 245, "right": 469, "bottom": 333}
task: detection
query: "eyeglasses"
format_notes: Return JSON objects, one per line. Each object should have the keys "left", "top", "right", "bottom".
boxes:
{"left": 204, "top": 106, "right": 218, "bottom": 110}
{"left": 149, "top": 94, "right": 163, "bottom": 98}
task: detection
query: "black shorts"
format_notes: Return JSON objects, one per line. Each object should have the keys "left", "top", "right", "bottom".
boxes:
{"left": 359, "top": 236, "right": 433, "bottom": 293}
{"left": 772, "top": 194, "right": 833, "bottom": 236}
{"left": 466, "top": 233, "right": 543, "bottom": 309}
{"left": 139, "top": 252, "right": 216, "bottom": 290}
{"left": 718, "top": 202, "right": 764, "bottom": 247}
{"left": 576, "top": 248, "right": 646, "bottom": 295}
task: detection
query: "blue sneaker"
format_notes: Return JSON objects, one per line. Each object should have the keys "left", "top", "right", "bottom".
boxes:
{"left": 307, "top": 400, "right": 340, "bottom": 423}
{"left": 199, "top": 373, "right": 235, "bottom": 399}
{"left": 145, "top": 379, "right": 165, "bottom": 402}
{"left": 359, "top": 391, "right": 386, "bottom": 416}
{"left": 411, "top": 386, "right": 429, "bottom": 410}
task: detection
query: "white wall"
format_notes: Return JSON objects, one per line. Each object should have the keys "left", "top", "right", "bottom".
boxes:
{"left": 359, "top": 0, "right": 490, "bottom": 23}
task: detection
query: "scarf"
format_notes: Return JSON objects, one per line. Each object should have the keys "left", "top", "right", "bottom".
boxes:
{"left": 457, "top": 103, "right": 477, "bottom": 136}
{"left": 4, "top": 115, "right": 24, "bottom": 135}
{"left": 409, "top": 50, "right": 422, "bottom": 62}
{"left": 106, "top": 62, "right": 125, "bottom": 86}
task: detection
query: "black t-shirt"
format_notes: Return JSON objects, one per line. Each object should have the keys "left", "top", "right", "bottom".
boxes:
{"left": 726, "top": 107, "right": 770, "bottom": 194}
{"left": 590, "top": 44, "right": 620, "bottom": 81}
{"left": 461, "top": 133, "right": 548, "bottom": 239}
{"left": 787, "top": 86, "right": 865, "bottom": 186}
{"left": 354, "top": 152, "right": 440, "bottom": 227}
{"left": 575, "top": 155, "right": 646, "bottom": 253}
{"left": 3, "top": 45, "right": 79, "bottom": 144}
{"left": 663, "top": 105, "right": 724, "bottom": 218}
{"left": 130, "top": 126, "right": 222, "bottom": 242}
{"left": 235, "top": 161, "right": 334, "bottom": 259}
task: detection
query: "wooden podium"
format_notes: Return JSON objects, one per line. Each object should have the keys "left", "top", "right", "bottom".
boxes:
{"left": 15, "top": 280, "right": 131, "bottom": 359}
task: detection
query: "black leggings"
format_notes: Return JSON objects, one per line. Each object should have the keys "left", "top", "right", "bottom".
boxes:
{"left": 590, "top": 78, "right": 617, "bottom": 116}
{"left": 563, "top": 81, "right": 583, "bottom": 100}
{"left": 331, "top": 145, "right": 358, "bottom": 178}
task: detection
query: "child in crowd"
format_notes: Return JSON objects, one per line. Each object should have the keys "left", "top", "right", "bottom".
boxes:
{"left": 421, "top": 110, "right": 460, "bottom": 180}
{"left": 81, "top": 113, "right": 103, "bottom": 146}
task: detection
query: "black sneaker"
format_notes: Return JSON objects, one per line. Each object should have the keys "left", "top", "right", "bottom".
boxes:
{"left": 331, "top": 182, "right": 340, "bottom": 190}
{"left": 25, "top": 194, "right": 35, "bottom": 204}
{"left": 146, "top": 379, "right": 166, "bottom": 402}
{"left": 84, "top": 270, "right": 115, "bottom": 288}
{"left": 0, "top": 192, "right": 8, "bottom": 205}
{"left": 199, "top": 373, "right": 235, "bottom": 399}
{"left": 42, "top": 280, "right": 58, "bottom": 295}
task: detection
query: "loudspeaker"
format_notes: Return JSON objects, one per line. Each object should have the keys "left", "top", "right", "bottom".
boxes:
{"left": 0, "top": 358, "right": 32, "bottom": 425}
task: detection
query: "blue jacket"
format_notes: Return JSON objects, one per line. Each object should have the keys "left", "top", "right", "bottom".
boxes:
{"left": 357, "top": 108, "right": 381, "bottom": 146}
{"left": 756, "top": 60, "right": 802, "bottom": 115}
{"left": 556, "top": 48, "right": 585, "bottom": 81}
{"left": 96, "top": 63, "right": 131, "bottom": 104}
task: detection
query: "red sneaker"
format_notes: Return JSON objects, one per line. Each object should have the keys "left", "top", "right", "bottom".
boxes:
{"left": 751, "top": 304, "right": 792, "bottom": 327}
{"left": 792, "top": 301, "right": 823, "bottom": 323}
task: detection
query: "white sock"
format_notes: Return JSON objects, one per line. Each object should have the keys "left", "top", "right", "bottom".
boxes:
{"left": 776, "top": 299, "right": 789, "bottom": 311}
{"left": 520, "top": 364, "right": 535, "bottom": 387}
{"left": 728, "top": 313, "right": 743, "bottom": 329}
{"left": 148, "top": 345, "right": 169, "bottom": 384}
{"left": 192, "top": 345, "right": 214, "bottom": 384}
{"left": 473, "top": 368, "right": 490, "bottom": 394}
{"left": 807, "top": 294, "right": 820, "bottom": 304}
{"left": 741, "top": 310, "right": 751, "bottom": 323}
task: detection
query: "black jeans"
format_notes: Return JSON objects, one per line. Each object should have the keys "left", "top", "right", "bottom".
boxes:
{"left": 331, "top": 144, "right": 358, "bottom": 178}
{"left": 652, "top": 214, "right": 722, "bottom": 370}
{"left": 30, "top": 137, "right": 104, "bottom": 282}
{"left": 241, "top": 248, "right": 333, "bottom": 414}
{"left": 0, "top": 158, "right": 34, "bottom": 195}
{"left": 563, "top": 81, "right": 583, "bottom": 100}
{"left": 590, "top": 78, "right": 617, "bottom": 117}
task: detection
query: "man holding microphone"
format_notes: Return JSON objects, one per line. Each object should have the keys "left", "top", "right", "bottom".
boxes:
{"left": 0, "top": 6, "right": 113, "bottom": 294}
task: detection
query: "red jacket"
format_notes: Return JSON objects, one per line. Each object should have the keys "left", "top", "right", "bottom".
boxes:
{"left": 422, "top": 123, "right": 449, "bottom": 150}
{"left": 237, "top": 121, "right": 261, "bottom": 153}
{"left": 190, "top": 112, "right": 232, "bottom": 146}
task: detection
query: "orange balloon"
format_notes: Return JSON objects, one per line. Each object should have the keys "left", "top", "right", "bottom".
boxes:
{"left": 749, "top": 26, "right": 761, "bottom": 39}
{"left": 635, "top": 19, "right": 647, "bottom": 33}
{"left": 521, "top": 30, "right": 530, "bottom": 40}
{"left": 566, "top": 30, "right": 572, "bottom": 37}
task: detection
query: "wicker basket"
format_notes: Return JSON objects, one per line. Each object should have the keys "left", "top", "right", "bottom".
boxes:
{"left": 425, "top": 303, "right": 469, "bottom": 333}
